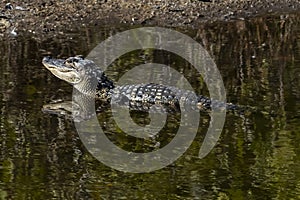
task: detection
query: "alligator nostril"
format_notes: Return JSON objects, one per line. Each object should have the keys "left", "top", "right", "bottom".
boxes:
{"left": 42, "top": 56, "right": 52, "bottom": 62}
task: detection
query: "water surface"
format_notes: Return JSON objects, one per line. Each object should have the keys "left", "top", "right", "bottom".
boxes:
{"left": 0, "top": 13, "right": 300, "bottom": 199}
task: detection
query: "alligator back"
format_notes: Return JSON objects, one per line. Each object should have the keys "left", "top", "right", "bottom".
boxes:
{"left": 109, "top": 83, "right": 237, "bottom": 112}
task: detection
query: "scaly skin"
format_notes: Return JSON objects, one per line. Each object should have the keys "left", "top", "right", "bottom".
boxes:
{"left": 42, "top": 56, "right": 238, "bottom": 112}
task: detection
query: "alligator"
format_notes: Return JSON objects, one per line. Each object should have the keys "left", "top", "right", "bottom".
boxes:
{"left": 42, "top": 56, "right": 240, "bottom": 118}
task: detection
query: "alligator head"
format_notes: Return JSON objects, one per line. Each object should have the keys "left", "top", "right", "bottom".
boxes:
{"left": 42, "top": 56, "right": 114, "bottom": 96}
{"left": 42, "top": 56, "right": 83, "bottom": 84}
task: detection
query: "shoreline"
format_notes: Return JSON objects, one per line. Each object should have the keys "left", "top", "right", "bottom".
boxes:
{"left": 0, "top": 0, "right": 299, "bottom": 38}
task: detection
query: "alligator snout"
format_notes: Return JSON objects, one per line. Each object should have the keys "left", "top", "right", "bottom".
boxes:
{"left": 42, "top": 56, "right": 52, "bottom": 62}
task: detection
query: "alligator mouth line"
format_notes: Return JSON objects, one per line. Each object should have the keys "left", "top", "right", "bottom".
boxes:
{"left": 42, "top": 57, "right": 74, "bottom": 72}
{"left": 46, "top": 66, "right": 74, "bottom": 73}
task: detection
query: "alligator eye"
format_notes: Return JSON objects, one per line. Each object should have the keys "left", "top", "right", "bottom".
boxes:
{"left": 64, "top": 59, "right": 72, "bottom": 64}
{"left": 76, "top": 55, "right": 84, "bottom": 60}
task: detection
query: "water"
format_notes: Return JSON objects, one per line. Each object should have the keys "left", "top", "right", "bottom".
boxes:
{"left": 0, "top": 13, "right": 300, "bottom": 199}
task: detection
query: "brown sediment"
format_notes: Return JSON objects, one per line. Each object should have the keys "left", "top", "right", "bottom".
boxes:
{"left": 0, "top": 0, "right": 299, "bottom": 37}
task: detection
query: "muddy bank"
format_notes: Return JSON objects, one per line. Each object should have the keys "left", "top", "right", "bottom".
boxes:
{"left": 0, "top": 0, "right": 299, "bottom": 38}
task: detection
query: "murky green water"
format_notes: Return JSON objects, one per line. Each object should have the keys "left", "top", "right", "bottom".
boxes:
{"left": 0, "top": 13, "right": 300, "bottom": 199}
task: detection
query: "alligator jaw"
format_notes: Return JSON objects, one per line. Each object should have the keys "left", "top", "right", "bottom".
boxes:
{"left": 42, "top": 56, "right": 81, "bottom": 84}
